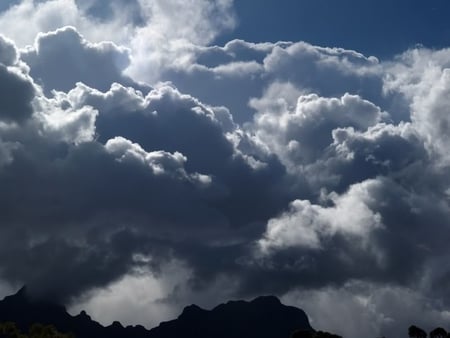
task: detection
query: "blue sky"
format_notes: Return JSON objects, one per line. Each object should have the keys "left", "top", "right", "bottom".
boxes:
{"left": 1, "top": 2, "right": 450, "bottom": 338}
{"left": 221, "top": 0, "right": 450, "bottom": 57}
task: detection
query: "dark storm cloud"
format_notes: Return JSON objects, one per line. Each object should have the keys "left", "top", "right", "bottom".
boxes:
{"left": 0, "top": 34, "right": 295, "bottom": 301}
{"left": 0, "top": 134, "right": 223, "bottom": 301}
{"left": 2, "top": 16, "right": 450, "bottom": 338}
{"left": 63, "top": 82, "right": 294, "bottom": 228}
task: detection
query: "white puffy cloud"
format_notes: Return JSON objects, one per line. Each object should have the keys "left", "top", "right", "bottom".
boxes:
{"left": 105, "top": 136, "right": 211, "bottom": 184}
{"left": 34, "top": 95, "right": 98, "bottom": 145}
{"left": 385, "top": 48, "right": 450, "bottom": 165}
{"left": 0, "top": 0, "right": 136, "bottom": 47}
{"left": 258, "top": 179, "right": 383, "bottom": 253}
{"left": 127, "top": 0, "right": 236, "bottom": 82}
{"left": 0, "top": 0, "right": 235, "bottom": 83}
{"left": 251, "top": 92, "right": 387, "bottom": 170}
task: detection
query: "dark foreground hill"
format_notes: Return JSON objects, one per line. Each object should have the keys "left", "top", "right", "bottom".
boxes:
{"left": 0, "top": 287, "right": 313, "bottom": 338}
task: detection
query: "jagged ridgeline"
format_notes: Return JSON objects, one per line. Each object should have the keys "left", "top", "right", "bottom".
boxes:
{"left": 0, "top": 287, "right": 340, "bottom": 338}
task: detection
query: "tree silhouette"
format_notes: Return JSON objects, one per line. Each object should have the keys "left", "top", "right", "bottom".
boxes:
{"left": 409, "top": 325, "right": 427, "bottom": 338}
{"left": 0, "top": 322, "right": 26, "bottom": 338}
{"left": 29, "top": 323, "right": 74, "bottom": 338}
{"left": 290, "top": 330, "right": 342, "bottom": 338}
{"left": 0, "top": 322, "right": 74, "bottom": 338}
{"left": 430, "top": 327, "right": 447, "bottom": 338}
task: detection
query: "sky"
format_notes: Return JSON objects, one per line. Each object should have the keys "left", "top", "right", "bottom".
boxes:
{"left": 224, "top": 0, "right": 450, "bottom": 57}
{"left": 1, "top": 1, "right": 450, "bottom": 338}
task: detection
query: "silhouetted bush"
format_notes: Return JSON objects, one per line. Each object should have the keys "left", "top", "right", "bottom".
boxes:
{"left": 0, "top": 322, "right": 25, "bottom": 338}
{"left": 430, "top": 327, "right": 448, "bottom": 338}
{"left": 0, "top": 322, "right": 73, "bottom": 338}
{"left": 409, "top": 325, "right": 428, "bottom": 338}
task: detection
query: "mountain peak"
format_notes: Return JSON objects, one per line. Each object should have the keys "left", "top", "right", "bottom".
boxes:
{"left": 16, "top": 285, "right": 28, "bottom": 296}
{"left": 251, "top": 295, "right": 282, "bottom": 305}
{"left": 151, "top": 295, "right": 313, "bottom": 338}
{"left": 2, "top": 285, "right": 30, "bottom": 304}
{"left": 179, "top": 303, "right": 207, "bottom": 319}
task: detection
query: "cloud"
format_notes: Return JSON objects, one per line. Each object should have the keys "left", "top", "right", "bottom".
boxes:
{"left": 158, "top": 39, "right": 388, "bottom": 124}
{"left": 283, "top": 282, "right": 450, "bottom": 338}
{"left": 0, "top": 34, "right": 18, "bottom": 66}
{"left": 385, "top": 48, "right": 450, "bottom": 165}
{"left": 0, "top": 0, "right": 137, "bottom": 47}
{"left": 68, "top": 260, "right": 239, "bottom": 329}
{"left": 0, "top": 35, "right": 35, "bottom": 124}
{"left": 21, "top": 26, "right": 140, "bottom": 94}
{"left": 126, "top": 0, "right": 236, "bottom": 82}
{"left": 0, "top": 0, "right": 236, "bottom": 83}
{"left": 2, "top": 5, "right": 450, "bottom": 338}
{"left": 0, "top": 35, "right": 293, "bottom": 303}
{"left": 258, "top": 179, "right": 383, "bottom": 253}
{"left": 0, "top": 65, "right": 35, "bottom": 123}
{"left": 251, "top": 92, "right": 387, "bottom": 170}
{"left": 68, "top": 262, "right": 190, "bottom": 329}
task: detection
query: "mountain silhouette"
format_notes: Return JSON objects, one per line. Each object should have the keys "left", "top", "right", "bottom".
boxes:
{"left": 151, "top": 295, "right": 313, "bottom": 338}
{"left": 0, "top": 287, "right": 314, "bottom": 338}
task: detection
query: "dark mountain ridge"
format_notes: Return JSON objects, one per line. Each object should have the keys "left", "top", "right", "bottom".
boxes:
{"left": 0, "top": 287, "right": 313, "bottom": 338}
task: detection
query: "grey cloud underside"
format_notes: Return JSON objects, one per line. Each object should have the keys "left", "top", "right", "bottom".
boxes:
{"left": 1, "top": 21, "right": 450, "bottom": 336}
{"left": 0, "top": 37, "right": 34, "bottom": 123}
{"left": 0, "top": 65, "right": 34, "bottom": 123}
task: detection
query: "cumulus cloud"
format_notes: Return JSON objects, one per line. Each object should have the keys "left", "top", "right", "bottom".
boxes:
{"left": 258, "top": 179, "right": 383, "bottom": 253}
{"left": 21, "top": 26, "right": 140, "bottom": 94}
{"left": 0, "top": 0, "right": 235, "bottom": 83}
{"left": 127, "top": 0, "right": 236, "bottom": 81}
{"left": 385, "top": 48, "right": 450, "bottom": 165}
{"left": 251, "top": 92, "right": 387, "bottom": 169}
{"left": 159, "top": 39, "right": 388, "bottom": 123}
{"left": 0, "top": 0, "right": 137, "bottom": 47}
{"left": 0, "top": 32, "right": 292, "bottom": 303}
